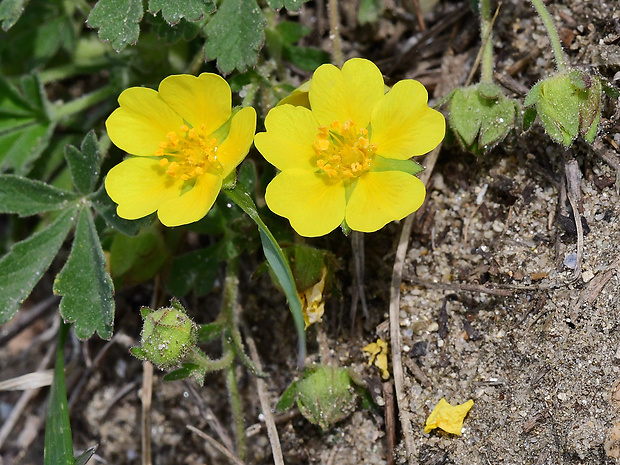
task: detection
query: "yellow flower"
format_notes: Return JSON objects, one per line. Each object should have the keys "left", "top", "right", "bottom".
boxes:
{"left": 105, "top": 73, "right": 256, "bottom": 227}
{"left": 254, "top": 58, "right": 445, "bottom": 237}
{"left": 362, "top": 338, "right": 390, "bottom": 380}
{"left": 424, "top": 398, "right": 474, "bottom": 436}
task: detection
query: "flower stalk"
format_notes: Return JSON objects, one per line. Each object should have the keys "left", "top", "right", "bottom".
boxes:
{"left": 528, "top": 0, "right": 567, "bottom": 71}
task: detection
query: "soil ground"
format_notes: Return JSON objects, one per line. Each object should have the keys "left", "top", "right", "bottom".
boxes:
{"left": 1, "top": 0, "right": 620, "bottom": 464}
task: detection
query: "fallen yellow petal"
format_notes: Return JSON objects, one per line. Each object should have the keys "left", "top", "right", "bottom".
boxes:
{"left": 363, "top": 338, "right": 390, "bottom": 380}
{"left": 424, "top": 398, "right": 474, "bottom": 435}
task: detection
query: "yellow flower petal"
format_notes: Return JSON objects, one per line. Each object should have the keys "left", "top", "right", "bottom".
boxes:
{"left": 265, "top": 170, "right": 346, "bottom": 237}
{"left": 254, "top": 104, "right": 318, "bottom": 172}
{"left": 363, "top": 338, "right": 390, "bottom": 379}
{"left": 157, "top": 173, "right": 221, "bottom": 227}
{"left": 217, "top": 107, "right": 256, "bottom": 178}
{"left": 158, "top": 73, "right": 231, "bottom": 135}
{"left": 345, "top": 171, "right": 425, "bottom": 232}
{"left": 425, "top": 398, "right": 474, "bottom": 435}
{"left": 106, "top": 87, "right": 184, "bottom": 157}
{"left": 277, "top": 79, "right": 311, "bottom": 108}
{"left": 105, "top": 157, "right": 183, "bottom": 219}
{"left": 371, "top": 79, "right": 445, "bottom": 160}
{"left": 309, "top": 58, "right": 384, "bottom": 127}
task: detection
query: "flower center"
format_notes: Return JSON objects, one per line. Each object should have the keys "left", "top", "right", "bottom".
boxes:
{"left": 313, "top": 119, "right": 376, "bottom": 180}
{"left": 154, "top": 124, "right": 222, "bottom": 181}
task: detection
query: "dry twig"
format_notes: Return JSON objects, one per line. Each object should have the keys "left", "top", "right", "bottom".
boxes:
{"left": 388, "top": 145, "right": 440, "bottom": 463}
{"left": 187, "top": 425, "right": 245, "bottom": 465}
{"left": 245, "top": 331, "right": 285, "bottom": 465}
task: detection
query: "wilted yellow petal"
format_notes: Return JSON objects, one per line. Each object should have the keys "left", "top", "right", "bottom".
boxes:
{"left": 424, "top": 398, "right": 474, "bottom": 435}
{"left": 363, "top": 338, "right": 390, "bottom": 380}
{"left": 300, "top": 266, "right": 328, "bottom": 328}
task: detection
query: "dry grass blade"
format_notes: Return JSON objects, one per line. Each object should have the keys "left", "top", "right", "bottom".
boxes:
{"left": 388, "top": 145, "right": 440, "bottom": 463}
{"left": 187, "top": 425, "right": 245, "bottom": 465}
{"left": 0, "top": 370, "right": 53, "bottom": 391}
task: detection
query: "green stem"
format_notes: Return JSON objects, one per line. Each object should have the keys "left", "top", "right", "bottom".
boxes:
{"left": 52, "top": 85, "right": 117, "bottom": 121}
{"left": 528, "top": 0, "right": 567, "bottom": 71}
{"left": 328, "top": 0, "right": 344, "bottom": 67}
{"left": 479, "top": 0, "right": 494, "bottom": 83}
{"left": 186, "top": 347, "right": 234, "bottom": 372}
{"left": 224, "top": 339, "right": 246, "bottom": 461}
{"left": 39, "top": 58, "right": 113, "bottom": 84}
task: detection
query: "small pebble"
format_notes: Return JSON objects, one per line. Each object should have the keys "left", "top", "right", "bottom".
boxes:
{"left": 564, "top": 253, "right": 577, "bottom": 269}
{"left": 582, "top": 270, "right": 594, "bottom": 282}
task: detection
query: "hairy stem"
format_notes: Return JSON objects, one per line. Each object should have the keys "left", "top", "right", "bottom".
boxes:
{"left": 52, "top": 85, "right": 117, "bottom": 121}
{"left": 328, "top": 0, "right": 344, "bottom": 67}
{"left": 528, "top": 0, "right": 567, "bottom": 71}
{"left": 479, "top": 0, "right": 494, "bottom": 83}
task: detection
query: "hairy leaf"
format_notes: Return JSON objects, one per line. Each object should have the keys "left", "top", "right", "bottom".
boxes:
{"left": 87, "top": 0, "right": 143, "bottom": 51}
{"left": 64, "top": 130, "right": 100, "bottom": 195}
{"left": 0, "top": 175, "right": 78, "bottom": 216}
{"left": 0, "top": 207, "right": 77, "bottom": 325}
{"left": 0, "top": 0, "right": 30, "bottom": 30}
{"left": 54, "top": 208, "right": 114, "bottom": 340}
{"left": 204, "top": 0, "right": 266, "bottom": 73}
{"left": 148, "top": 0, "right": 214, "bottom": 24}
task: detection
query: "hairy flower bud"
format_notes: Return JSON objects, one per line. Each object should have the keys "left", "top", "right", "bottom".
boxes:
{"left": 131, "top": 299, "right": 197, "bottom": 369}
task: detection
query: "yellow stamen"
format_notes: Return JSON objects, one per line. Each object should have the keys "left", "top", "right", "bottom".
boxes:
{"left": 154, "top": 125, "right": 222, "bottom": 181}
{"left": 313, "top": 119, "right": 376, "bottom": 180}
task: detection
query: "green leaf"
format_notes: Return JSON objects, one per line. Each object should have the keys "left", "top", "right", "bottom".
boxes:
{"left": 0, "top": 175, "right": 78, "bottom": 216}
{"left": 283, "top": 45, "right": 330, "bottom": 71}
{"left": 54, "top": 208, "right": 114, "bottom": 340}
{"left": 523, "top": 106, "right": 537, "bottom": 131}
{"left": 44, "top": 321, "right": 73, "bottom": 465}
{"left": 109, "top": 226, "right": 169, "bottom": 286}
{"left": 148, "top": 0, "right": 214, "bottom": 24}
{"left": 148, "top": 14, "right": 201, "bottom": 43}
{"left": 197, "top": 321, "right": 224, "bottom": 343}
{"left": 275, "top": 21, "right": 310, "bottom": 44}
{"left": 0, "top": 0, "right": 30, "bottom": 31}
{"left": 87, "top": 0, "right": 143, "bottom": 52}
{"left": 224, "top": 184, "right": 306, "bottom": 364}
{"left": 358, "top": 0, "right": 383, "bottom": 24}
{"left": 0, "top": 207, "right": 76, "bottom": 325}
{"left": 163, "top": 363, "right": 201, "bottom": 382}
{"left": 74, "top": 446, "right": 98, "bottom": 465}
{"left": 204, "top": 0, "right": 266, "bottom": 73}
{"left": 64, "top": 130, "right": 100, "bottom": 195}
{"left": 266, "top": 0, "right": 307, "bottom": 11}
{"left": 0, "top": 74, "right": 54, "bottom": 174}
{"left": 371, "top": 156, "right": 423, "bottom": 176}
{"left": 276, "top": 379, "right": 298, "bottom": 411}
{"left": 167, "top": 245, "right": 219, "bottom": 297}
{"left": 89, "top": 185, "right": 151, "bottom": 236}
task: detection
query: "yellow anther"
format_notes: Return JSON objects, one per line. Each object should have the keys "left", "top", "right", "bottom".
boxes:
{"left": 180, "top": 124, "right": 189, "bottom": 132}
{"left": 314, "top": 119, "right": 375, "bottom": 180}
{"left": 159, "top": 158, "right": 169, "bottom": 167}
{"left": 154, "top": 149, "right": 164, "bottom": 157}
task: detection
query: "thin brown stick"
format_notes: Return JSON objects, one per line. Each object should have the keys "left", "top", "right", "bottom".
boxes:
{"left": 564, "top": 157, "right": 583, "bottom": 281}
{"left": 383, "top": 381, "right": 396, "bottom": 465}
{"left": 406, "top": 276, "right": 560, "bottom": 294}
{"left": 328, "top": 0, "right": 343, "bottom": 67}
{"left": 187, "top": 425, "right": 245, "bottom": 465}
{"left": 141, "top": 361, "right": 153, "bottom": 465}
{"left": 245, "top": 332, "right": 285, "bottom": 465}
{"left": 389, "top": 146, "right": 440, "bottom": 463}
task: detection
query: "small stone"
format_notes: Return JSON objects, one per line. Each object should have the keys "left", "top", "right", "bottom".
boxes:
{"left": 427, "top": 322, "right": 439, "bottom": 333}
{"left": 582, "top": 270, "right": 594, "bottom": 282}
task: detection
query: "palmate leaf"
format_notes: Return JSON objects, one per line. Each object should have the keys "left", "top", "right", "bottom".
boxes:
{"left": 87, "top": 0, "right": 143, "bottom": 52}
{"left": 224, "top": 184, "right": 306, "bottom": 365}
{"left": 148, "top": 0, "right": 214, "bottom": 25}
{"left": 265, "top": 0, "right": 307, "bottom": 11}
{"left": 203, "top": 0, "right": 266, "bottom": 74}
{"left": 0, "top": 207, "right": 77, "bottom": 325}
{"left": 54, "top": 208, "right": 114, "bottom": 340}
{"left": 0, "top": 175, "right": 78, "bottom": 216}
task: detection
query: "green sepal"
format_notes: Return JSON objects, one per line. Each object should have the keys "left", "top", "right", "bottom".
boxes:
{"left": 163, "top": 362, "right": 202, "bottom": 382}
{"left": 197, "top": 320, "right": 225, "bottom": 343}
{"left": 523, "top": 106, "right": 537, "bottom": 131}
{"left": 371, "top": 156, "right": 423, "bottom": 175}
{"left": 524, "top": 80, "right": 543, "bottom": 107}
{"left": 276, "top": 379, "right": 299, "bottom": 411}
{"left": 74, "top": 446, "right": 98, "bottom": 465}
